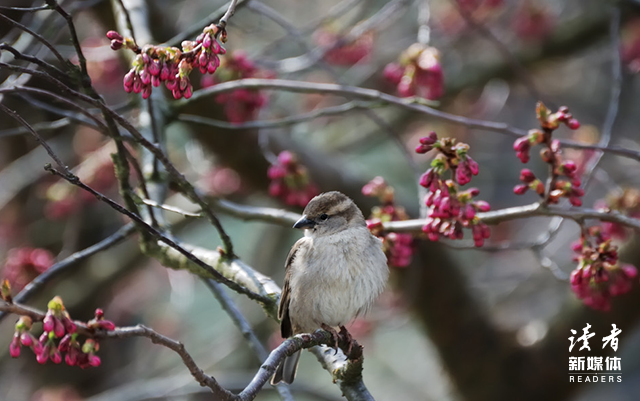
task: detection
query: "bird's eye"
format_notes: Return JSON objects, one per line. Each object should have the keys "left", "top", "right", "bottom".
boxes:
{"left": 320, "top": 213, "right": 329, "bottom": 221}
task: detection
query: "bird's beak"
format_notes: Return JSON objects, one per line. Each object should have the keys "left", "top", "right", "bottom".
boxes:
{"left": 293, "top": 215, "right": 316, "bottom": 229}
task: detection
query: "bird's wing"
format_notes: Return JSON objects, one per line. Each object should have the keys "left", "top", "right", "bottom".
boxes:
{"left": 279, "top": 238, "right": 304, "bottom": 338}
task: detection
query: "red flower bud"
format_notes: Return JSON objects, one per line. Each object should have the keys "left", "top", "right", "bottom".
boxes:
{"left": 567, "top": 118, "right": 580, "bottom": 129}
{"left": 519, "top": 169, "right": 536, "bottom": 183}
{"left": 9, "top": 335, "right": 20, "bottom": 358}
{"left": 514, "top": 184, "right": 528, "bottom": 195}
{"left": 474, "top": 200, "right": 490, "bottom": 212}
{"left": 106, "top": 31, "right": 123, "bottom": 41}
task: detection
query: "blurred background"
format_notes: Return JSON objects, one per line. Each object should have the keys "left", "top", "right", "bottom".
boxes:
{"left": 2, "top": 0, "right": 640, "bottom": 400}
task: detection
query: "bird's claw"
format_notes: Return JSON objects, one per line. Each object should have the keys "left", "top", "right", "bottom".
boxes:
{"left": 339, "top": 325, "right": 354, "bottom": 356}
{"left": 321, "top": 323, "right": 340, "bottom": 355}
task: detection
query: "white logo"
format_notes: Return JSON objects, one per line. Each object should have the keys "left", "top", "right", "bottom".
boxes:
{"left": 568, "top": 324, "right": 622, "bottom": 383}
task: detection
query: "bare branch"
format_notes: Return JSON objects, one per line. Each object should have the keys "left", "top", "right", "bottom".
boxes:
{"left": 44, "top": 165, "right": 275, "bottom": 308}
{"left": 179, "top": 78, "right": 640, "bottom": 162}
{"left": 218, "top": 0, "right": 239, "bottom": 29}
{"left": 383, "top": 202, "right": 640, "bottom": 232}
{"left": 177, "top": 100, "right": 382, "bottom": 130}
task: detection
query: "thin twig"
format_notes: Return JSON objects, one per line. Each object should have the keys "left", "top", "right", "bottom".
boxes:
{"left": 218, "top": 0, "right": 239, "bottom": 29}
{"left": 178, "top": 78, "right": 640, "bottom": 162}
{"left": 0, "top": 103, "right": 70, "bottom": 173}
{"left": 178, "top": 101, "right": 382, "bottom": 130}
{"left": 0, "top": 11, "right": 67, "bottom": 65}
{"left": 44, "top": 165, "right": 273, "bottom": 306}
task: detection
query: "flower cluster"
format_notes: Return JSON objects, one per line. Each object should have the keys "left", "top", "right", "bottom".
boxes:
{"left": 314, "top": 26, "right": 374, "bottom": 66}
{"left": 570, "top": 227, "right": 637, "bottom": 311}
{"left": 8, "top": 296, "right": 114, "bottom": 368}
{"left": 267, "top": 151, "right": 319, "bottom": 207}
{"left": 384, "top": 43, "right": 444, "bottom": 100}
{"left": 202, "top": 51, "right": 270, "bottom": 123}
{"left": 108, "top": 23, "right": 225, "bottom": 99}
{"left": 595, "top": 188, "right": 640, "bottom": 240}
{"left": 362, "top": 177, "right": 414, "bottom": 268}
{"left": 513, "top": 102, "right": 583, "bottom": 206}
{"left": 2, "top": 247, "right": 53, "bottom": 291}
{"left": 416, "top": 132, "right": 491, "bottom": 247}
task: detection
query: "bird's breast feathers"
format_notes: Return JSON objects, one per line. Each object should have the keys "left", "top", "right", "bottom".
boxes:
{"left": 288, "top": 227, "right": 388, "bottom": 331}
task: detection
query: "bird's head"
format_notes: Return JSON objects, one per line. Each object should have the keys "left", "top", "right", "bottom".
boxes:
{"left": 293, "top": 191, "right": 366, "bottom": 237}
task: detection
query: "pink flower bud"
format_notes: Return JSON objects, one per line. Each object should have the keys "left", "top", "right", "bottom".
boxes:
{"left": 463, "top": 204, "right": 476, "bottom": 220}
{"left": 62, "top": 317, "right": 76, "bottom": 334}
{"left": 65, "top": 348, "right": 78, "bottom": 366}
{"left": 202, "top": 33, "right": 212, "bottom": 49}
{"left": 160, "top": 63, "right": 171, "bottom": 80}
{"left": 32, "top": 340, "right": 43, "bottom": 355}
{"left": 172, "top": 88, "right": 182, "bottom": 99}
{"left": 123, "top": 70, "right": 135, "bottom": 88}
{"left": 132, "top": 77, "right": 142, "bottom": 94}
{"left": 53, "top": 317, "right": 65, "bottom": 338}
{"left": 142, "top": 85, "right": 152, "bottom": 99}
{"left": 208, "top": 56, "right": 220, "bottom": 74}
{"left": 89, "top": 354, "right": 101, "bottom": 367}
{"left": 98, "top": 320, "right": 116, "bottom": 331}
{"left": 165, "top": 79, "right": 177, "bottom": 90}
{"left": 567, "top": 118, "right": 580, "bottom": 129}
{"left": 474, "top": 200, "right": 490, "bottom": 212}
{"left": 419, "top": 132, "right": 438, "bottom": 145}
{"left": 139, "top": 69, "right": 151, "bottom": 85}
{"left": 110, "top": 40, "right": 123, "bottom": 50}
{"left": 20, "top": 332, "right": 33, "bottom": 347}
{"left": 183, "top": 85, "right": 193, "bottom": 99}
{"left": 36, "top": 347, "right": 49, "bottom": 364}
{"left": 148, "top": 59, "right": 160, "bottom": 76}
{"left": 43, "top": 314, "right": 54, "bottom": 333}
{"left": 562, "top": 160, "right": 577, "bottom": 176}
{"left": 179, "top": 77, "right": 189, "bottom": 91}
{"left": 466, "top": 156, "right": 479, "bottom": 175}
{"left": 419, "top": 170, "right": 435, "bottom": 188}
{"left": 622, "top": 264, "right": 638, "bottom": 278}
{"left": 569, "top": 197, "right": 582, "bottom": 207}
{"left": 513, "top": 137, "right": 530, "bottom": 152}
{"left": 456, "top": 163, "right": 471, "bottom": 185}
{"left": 383, "top": 63, "right": 404, "bottom": 84}
{"left": 516, "top": 150, "right": 530, "bottom": 164}
{"left": 198, "top": 51, "right": 208, "bottom": 67}
{"left": 58, "top": 335, "right": 71, "bottom": 353}
{"left": 9, "top": 336, "right": 20, "bottom": 358}
{"left": 278, "top": 151, "right": 294, "bottom": 165}
{"left": 51, "top": 350, "right": 62, "bottom": 364}
{"left": 519, "top": 169, "right": 536, "bottom": 183}
{"left": 397, "top": 77, "right": 415, "bottom": 97}
{"left": 514, "top": 184, "right": 528, "bottom": 195}
{"left": 106, "top": 31, "right": 123, "bottom": 41}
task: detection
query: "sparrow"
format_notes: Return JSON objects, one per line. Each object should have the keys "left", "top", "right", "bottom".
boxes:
{"left": 271, "top": 191, "right": 389, "bottom": 385}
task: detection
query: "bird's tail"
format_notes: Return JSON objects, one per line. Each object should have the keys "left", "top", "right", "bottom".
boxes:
{"left": 271, "top": 350, "right": 301, "bottom": 385}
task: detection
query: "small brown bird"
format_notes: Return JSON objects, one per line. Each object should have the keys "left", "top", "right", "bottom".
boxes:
{"left": 271, "top": 191, "right": 389, "bottom": 385}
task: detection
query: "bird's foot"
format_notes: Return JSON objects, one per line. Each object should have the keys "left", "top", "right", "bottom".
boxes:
{"left": 321, "top": 323, "right": 340, "bottom": 355}
{"left": 339, "top": 325, "right": 354, "bottom": 356}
